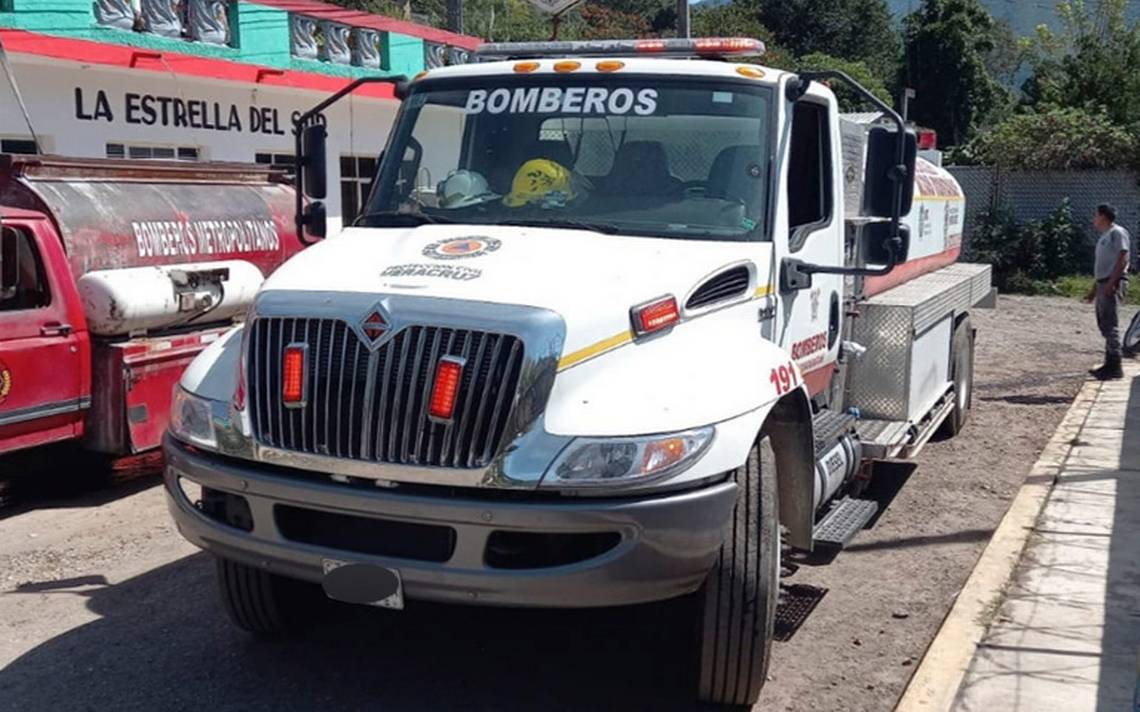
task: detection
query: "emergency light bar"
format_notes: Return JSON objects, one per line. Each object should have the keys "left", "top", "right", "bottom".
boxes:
{"left": 475, "top": 37, "right": 765, "bottom": 60}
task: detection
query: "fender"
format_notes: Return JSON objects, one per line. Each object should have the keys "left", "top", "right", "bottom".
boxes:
{"left": 180, "top": 324, "right": 242, "bottom": 401}
{"left": 544, "top": 298, "right": 803, "bottom": 437}
{"left": 762, "top": 387, "right": 816, "bottom": 551}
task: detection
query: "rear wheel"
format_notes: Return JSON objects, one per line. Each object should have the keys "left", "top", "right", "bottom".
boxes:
{"left": 696, "top": 436, "right": 780, "bottom": 707}
{"left": 940, "top": 317, "right": 975, "bottom": 437}
{"left": 215, "top": 557, "right": 316, "bottom": 636}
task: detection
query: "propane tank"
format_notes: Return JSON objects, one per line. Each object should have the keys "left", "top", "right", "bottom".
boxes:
{"left": 77, "top": 260, "right": 264, "bottom": 336}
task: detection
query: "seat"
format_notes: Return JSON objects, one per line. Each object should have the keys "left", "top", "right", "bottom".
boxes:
{"left": 602, "top": 141, "right": 683, "bottom": 198}
{"left": 707, "top": 145, "right": 762, "bottom": 205}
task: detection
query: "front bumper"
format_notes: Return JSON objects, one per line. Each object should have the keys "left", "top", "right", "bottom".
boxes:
{"left": 164, "top": 435, "right": 739, "bottom": 608}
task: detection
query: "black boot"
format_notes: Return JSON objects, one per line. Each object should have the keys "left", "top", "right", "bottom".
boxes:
{"left": 1090, "top": 355, "right": 1124, "bottom": 380}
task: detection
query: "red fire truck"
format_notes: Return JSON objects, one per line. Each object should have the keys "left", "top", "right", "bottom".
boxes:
{"left": 0, "top": 156, "right": 304, "bottom": 461}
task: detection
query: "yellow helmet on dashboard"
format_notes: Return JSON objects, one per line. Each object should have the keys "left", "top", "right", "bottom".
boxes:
{"left": 503, "top": 158, "right": 577, "bottom": 207}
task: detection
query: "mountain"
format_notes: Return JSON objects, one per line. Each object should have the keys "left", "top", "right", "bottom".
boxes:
{"left": 887, "top": 0, "right": 1140, "bottom": 36}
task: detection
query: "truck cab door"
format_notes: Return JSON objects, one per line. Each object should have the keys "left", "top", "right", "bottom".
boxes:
{"left": 0, "top": 222, "right": 88, "bottom": 455}
{"left": 774, "top": 93, "right": 844, "bottom": 398}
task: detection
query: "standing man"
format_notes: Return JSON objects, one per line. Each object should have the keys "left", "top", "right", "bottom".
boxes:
{"left": 1087, "top": 203, "right": 1130, "bottom": 380}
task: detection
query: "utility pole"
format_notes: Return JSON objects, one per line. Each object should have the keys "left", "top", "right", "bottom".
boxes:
{"left": 677, "top": 0, "right": 690, "bottom": 37}
{"left": 447, "top": 0, "right": 463, "bottom": 33}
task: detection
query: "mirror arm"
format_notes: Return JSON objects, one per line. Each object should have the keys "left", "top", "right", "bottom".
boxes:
{"left": 293, "top": 75, "right": 408, "bottom": 244}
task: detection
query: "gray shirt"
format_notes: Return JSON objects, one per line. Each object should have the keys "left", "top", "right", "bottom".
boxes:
{"left": 1095, "top": 224, "right": 1130, "bottom": 280}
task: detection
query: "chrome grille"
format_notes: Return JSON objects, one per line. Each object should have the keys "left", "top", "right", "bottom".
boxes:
{"left": 249, "top": 317, "right": 526, "bottom": 469}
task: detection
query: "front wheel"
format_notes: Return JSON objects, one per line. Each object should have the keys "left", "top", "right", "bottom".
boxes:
{"left": 215, "top": 557, "right": 318, "bottom": 636}
{"left": 696, "top": 436, "right": 780, "bottom": 707}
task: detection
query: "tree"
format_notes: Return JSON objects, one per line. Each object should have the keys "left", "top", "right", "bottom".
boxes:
{"left": 796, "top": 52, "right": 893, "bottom": 107}
{"left": 1022, "top": 0, "right": 1140, "bottom": 131}
{"left": 952, "top": 107, "right": 1139, "bottom": 170}
{"left": 755, "top": 0, "right": 900, "bottom": 80}
{"left": 690, "top": 2, "right": 793, "bottom": 68}
{"left": 900, "top": 0, "right": 1009, "bottom": 146}
{"left": 985, "top": 18, "right": 1029, "bottom": 87}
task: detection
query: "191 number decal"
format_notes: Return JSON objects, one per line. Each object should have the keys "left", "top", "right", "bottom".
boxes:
{"left": 769, "top": 363, "right": 799, "bottom": 395}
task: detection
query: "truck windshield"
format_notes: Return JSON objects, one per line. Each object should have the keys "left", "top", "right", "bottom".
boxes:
{"left": 365, "top": 76, "right": 774, "bottom": 241}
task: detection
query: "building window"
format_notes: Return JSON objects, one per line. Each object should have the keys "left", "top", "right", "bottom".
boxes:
{"left": 340, "top": 155, "right": 377, "bottom": 224}
{"left": 106, "top": 143, "right": 200, "bottom": 161}
{"left": 254, "top": 152, "right": 296, "bottom": 179}
{"left": 1, "top": 138, "right": 38, "bottom": 155}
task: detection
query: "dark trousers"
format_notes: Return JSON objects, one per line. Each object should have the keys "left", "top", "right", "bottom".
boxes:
{"left": 1096, "top": 278, "right": 1127, "bottom": 359}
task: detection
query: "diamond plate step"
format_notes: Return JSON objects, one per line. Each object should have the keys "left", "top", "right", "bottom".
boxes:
{"left": 812, "top": 409, "right": 856, "bottom": 456}
{"left": 813, "top": 496, "right": 878, "bottom": 548}
{"left": 854, "top": 419, "right": 912, "bottom": 459}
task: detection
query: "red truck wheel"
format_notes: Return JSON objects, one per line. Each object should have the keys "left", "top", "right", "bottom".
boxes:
{"left": 696, "top": 436, "right": 779, "bottom": 706}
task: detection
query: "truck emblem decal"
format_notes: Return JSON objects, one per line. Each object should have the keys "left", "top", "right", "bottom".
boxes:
{"left": 382, "top": 263, "right": 482, "bottom": 281}
{"left": 810, "top": 288, "right": 821, "bottom": 321}
{"left": 351, "top": 306, "right": 393, "bottom": 350}
{"left": 0, "top": 360, "right": 9, "bottom": 404}
{"left": 422, "top": 237, "right": 501, "bottom": 260}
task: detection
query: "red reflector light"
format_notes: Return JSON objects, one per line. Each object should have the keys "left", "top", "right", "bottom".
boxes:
{"left": 282, "top": 345, "right": 306, "bottom": 406}
{"left": 632, "top": 296, "right": 680, "bottom": 337}
{"left": 430, "top": 357, "right": 465, "bottom": 422}
{"left": 917, "top": 129, "right": 938, "bottom": 151}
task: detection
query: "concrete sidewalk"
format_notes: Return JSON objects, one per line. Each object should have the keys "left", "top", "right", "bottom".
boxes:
{"left": 953, "top": 366, "right": 1140, "bottom": 712}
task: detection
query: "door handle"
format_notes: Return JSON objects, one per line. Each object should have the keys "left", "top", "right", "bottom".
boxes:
{"left": 41, "top": 322, "right": 73, "bottom": 337}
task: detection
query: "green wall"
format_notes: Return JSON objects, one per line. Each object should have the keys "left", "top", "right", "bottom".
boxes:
{"left": 0, "top": 0, "right": 424, "bottom": 79}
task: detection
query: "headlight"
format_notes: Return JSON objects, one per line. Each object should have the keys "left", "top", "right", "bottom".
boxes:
{"left": 170, "top": 387, "right": 218, "bottom": 449}
{"left": 542, "top": 427, "right": 714, "bottom": 488}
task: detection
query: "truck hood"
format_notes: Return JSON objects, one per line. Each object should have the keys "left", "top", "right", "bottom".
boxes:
{"left": 263, "top": 225, "right": 773, "bottom": 359}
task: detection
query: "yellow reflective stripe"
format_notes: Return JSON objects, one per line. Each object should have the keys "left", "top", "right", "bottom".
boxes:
{"left": 557, "top": 284, "right": 776, "bottom": 372}
{"left": 557, "top": 330, "right": 634, "bottom": 371}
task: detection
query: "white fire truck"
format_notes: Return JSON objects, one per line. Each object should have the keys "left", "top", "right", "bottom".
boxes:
{"left": 163, "top": 38, "right": 992, "bottom": 706}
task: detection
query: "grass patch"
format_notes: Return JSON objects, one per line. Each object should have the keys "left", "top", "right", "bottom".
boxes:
{"left": 1006, "top": 273, "right": 1140, "bottom": 305}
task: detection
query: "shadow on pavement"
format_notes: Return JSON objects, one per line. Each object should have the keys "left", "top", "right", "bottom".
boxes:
{"left": 0, "top": 551, "right": 717, "bottom": 711}
{"left": 1099, "top": 375, "right": 1140, "bottom": 711}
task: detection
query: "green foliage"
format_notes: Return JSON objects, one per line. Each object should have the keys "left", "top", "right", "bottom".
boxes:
{"left": 951, "top": 107, "right": 1140, "bottom": 169}
{"left": 1032, "top": 274, "right": 1140, "bottom": 304}
{"left": 900, "top": 0, "right": 1011, "bottom": 146}
{"left": 967, "top": 199, "right": 1092, "bottom": 291}
{"left": 796, "top": 52, "right": 893, "bottom": 108}
{"left": 1023, "top": 0, "right": 1140, "bottom": 132}
{"left": 752, "top": 0, "right": 900, "bottom": 80}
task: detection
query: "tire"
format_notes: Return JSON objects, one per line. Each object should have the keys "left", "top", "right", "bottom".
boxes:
{"left": 939, "top": 317, "right": 975, "bottom": 437}
{"left": 215, "top": 557, "right": 313, "bottom": 636}
{"left": 696, "top": 436, "right": 780, "bottom": 707}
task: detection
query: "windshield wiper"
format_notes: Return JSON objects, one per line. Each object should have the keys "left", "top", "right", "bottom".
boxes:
{"left": 353, "top": 210, "right": 456, "bottom": 227}
{"left": 498, "top": 218, "right": 620, "bottom": 235}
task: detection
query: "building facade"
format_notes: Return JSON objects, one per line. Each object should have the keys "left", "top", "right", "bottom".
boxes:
{"left": 0, "top": 0, "right": 480, "bottom": 232}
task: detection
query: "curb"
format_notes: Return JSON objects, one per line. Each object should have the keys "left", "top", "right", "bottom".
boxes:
{"left": 893, "top": 378, "right": 1104, "bottom": 712}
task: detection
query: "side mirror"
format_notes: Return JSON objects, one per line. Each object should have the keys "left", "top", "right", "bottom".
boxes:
{"left": 302, "top": 201, "right": 327, "bottom": 240}
{"left": 861, "top": 222, "right": 910, "bottom": 267}
{"left": 301, "top": 123, "right": 327, "bottom": 199}
{"left": 864, "top": 126, "right": 917, "bottom": 219}
{"left": 0, "top": 227, "right": 20, "bottom": 300}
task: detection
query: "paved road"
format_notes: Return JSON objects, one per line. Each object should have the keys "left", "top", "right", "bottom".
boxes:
{"left": 0, "top": 296, "right": 1127, "bottom": 711}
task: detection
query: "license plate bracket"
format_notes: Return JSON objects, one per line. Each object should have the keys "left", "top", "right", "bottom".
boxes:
{"left": 321, "top": 559, "right": 404, "bottom": 610}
